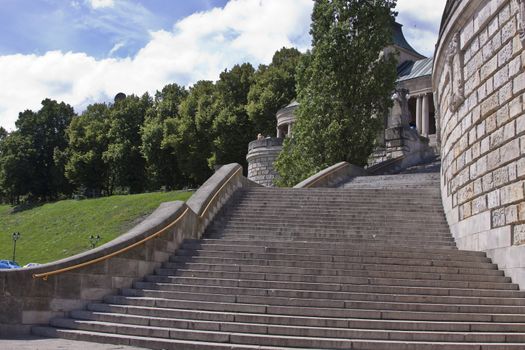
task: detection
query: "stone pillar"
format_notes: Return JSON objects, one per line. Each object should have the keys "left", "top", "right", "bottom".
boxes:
{"left": 288, "top": 123, "right": 293, "bottom": 136}
{"left": 422, "top": 94, "right": 429, "bottom": 137}
{"left": 416, "top": 95, "right": 422, "bottom": 134}
{"left": 277, "top": 127, "right": 282, "bottom": 138}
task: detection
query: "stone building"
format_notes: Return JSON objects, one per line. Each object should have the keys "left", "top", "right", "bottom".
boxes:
{"left": 435, "top": 0, "right": 525, "bottom": 286}
{"left": 247, "top": 22, "right": 438, "bottom": 185}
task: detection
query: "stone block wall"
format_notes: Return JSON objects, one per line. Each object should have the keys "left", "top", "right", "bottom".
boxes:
{"left": 0, "top": 163, "right": 254, "bottom": 336}
{"left": 434, "top": 0, "right": 525, "bottom": 286}
{"left": 246, "top": 137, "right": 283, "bottom": 187}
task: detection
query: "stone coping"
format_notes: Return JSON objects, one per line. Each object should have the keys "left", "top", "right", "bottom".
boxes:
{"left": 247, "top": 137, "right": 283, "bottom": 152}
{"left": 187, "top": 163, "right": 242, "bottom": 217}
{"left": 294, "top": 162, "right": 367, "bottom": 188}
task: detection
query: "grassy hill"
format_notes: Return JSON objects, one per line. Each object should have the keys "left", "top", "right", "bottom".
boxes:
{"left": 0, "top": 191, "right": 193, "bottom": 266}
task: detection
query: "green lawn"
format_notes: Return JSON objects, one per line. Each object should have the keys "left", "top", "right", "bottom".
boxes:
{"left": 0, "top": 191, "right": 193, "bottom": 266}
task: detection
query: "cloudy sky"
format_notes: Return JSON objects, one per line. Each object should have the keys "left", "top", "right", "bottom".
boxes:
{"left": 0, "top": 0, "right": 446, "bottom": 131}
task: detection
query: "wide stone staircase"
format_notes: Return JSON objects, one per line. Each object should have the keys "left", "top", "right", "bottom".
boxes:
{"left": 33, "top": 172, "right": 525, "bottom": 349}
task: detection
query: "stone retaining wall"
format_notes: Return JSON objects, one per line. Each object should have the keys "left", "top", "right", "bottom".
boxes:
{"left": 434, "top": 0, "right": 525, "bottom": 286}
{"left": 0, "top": 163, "right": 254, "bottom": 336}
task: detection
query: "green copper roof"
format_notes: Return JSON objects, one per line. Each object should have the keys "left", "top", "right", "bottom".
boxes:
{"left": 397, "top": 57, "right": 433, "bottom": 82}
{"left": 392, "top": 22, "right": 425, "bottom": 59}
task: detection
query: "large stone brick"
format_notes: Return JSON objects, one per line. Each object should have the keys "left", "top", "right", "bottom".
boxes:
{"left": 513, "top": 224, "right": 525, "bottom": 245}
{"left": 500, "top": 181, "right": 525, "bottom": 205}
{"left": 492, "top": 207, "right": 506, "bottom": 227}
{"left": 500, "top": 138, "right": 520, "bottom": 163}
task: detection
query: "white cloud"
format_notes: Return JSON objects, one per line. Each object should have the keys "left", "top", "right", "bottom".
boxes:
{"left": 396, "top": 0, "right": 447, "bottom": 57}
{"left": 0, "top": 0, "right": 312, "bottom": 131}
{"left": 0, "top": 0, "right": 446, "bottom": 131}
{"left": 88, "top": 0, "right": 115, "bottom": 9}
{"left": 108, "top": 41, "right": 126, "bottom": 56}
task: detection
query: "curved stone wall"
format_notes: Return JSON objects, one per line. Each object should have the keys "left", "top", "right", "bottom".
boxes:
{"left": 0, "top": 163, "right": 255, "bottom": 336}
{"left": 246, "top": 137, "right": 283, "bottom": 187}
{"left": 434, "top": 0, "right": 525, "bottom": 286}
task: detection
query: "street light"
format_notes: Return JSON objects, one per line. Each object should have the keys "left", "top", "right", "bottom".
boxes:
{"left": 12, "top": 232, "right": 20, "bottom": 262}
{"left": 89, "top": 234, "right": 101, "bottom": 249}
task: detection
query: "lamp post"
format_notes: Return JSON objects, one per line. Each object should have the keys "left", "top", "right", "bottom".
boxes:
{"left": 12, "top": 232, "right": 20, "bottom": 262}
{"left": 89, "top": 234, "right": 101, "bottom": 249}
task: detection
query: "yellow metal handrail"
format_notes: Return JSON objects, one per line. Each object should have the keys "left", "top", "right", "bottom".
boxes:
{"left": 31, "top": 164, "right": 243, "bottom": 281}
{"left": 32, "top": 208, "right": 190, "bottom": 280}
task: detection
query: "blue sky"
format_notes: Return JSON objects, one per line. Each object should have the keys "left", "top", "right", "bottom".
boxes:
{"left": 0, "top": 0, "right": 228, "bottom": 58}
{"left": 0, "top": 0, "right": 446, "bottom": 131}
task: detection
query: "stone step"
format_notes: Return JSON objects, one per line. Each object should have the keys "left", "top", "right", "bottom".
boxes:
{"left": 166, "top": 258, "right": 503, "bottom": 276}
{"left": 32, "top": 326, "right": 302, "bottom": 350}
{"left": 204, "top": 235, "right": 454, "bottom": 246}
{"left": 115, "top": 289, "right": 525, "bottom": 315}
{"left": 214, "top": 216, "right": 448, "bottom": 226}
{"left": 142, "top": 276, "right": 524, "bottom": 298}
{"left": 85, "top": 304, "right": 525, "bottom": 332}
{"left": 129, "top": 282, "right": 525, "bottom": 307}
{"left": 182, "top": 241, "right": 458, "bottom": 254}
{"left": 212, "top": 220, "right": 449, "bottom": 229}
{"left": 152, "top": 271, "right": 518, "bottom": 291}
{"left": 237, "top": 191, "right": 442, "bottom": 198}
{"left": 36, "top": 325, "right": 525, "bottom": 350}
{"left": 226, "top": 203, "right": 445, "bottom": 211}
{"left": 232, "top": 194, "right": 443, "bottom": 201}
{"left": 205, "top": 228, "right": 452, "bottom": 238}
{"left": 192, "top": 238, "right": 457, "bottom": 248}
{"left": 102, "top": 295, "right": 525, "bottom": 322}
{"left": 57, "top": 312, "right": 525, "bottom": 343}
{"left": 197, "top": 237, "right": 456, "bottom": 247}
{"left": 163, "top": 262, "right": 507, "bottom": 283}
{"left": 40, "top": 318, "right": 525, "bottom": 349}
{"left": 174, "top": 248, "right": 490, "bottom": 263}
{"left": 170, "top": 254, "right": 498, "bottom": 271}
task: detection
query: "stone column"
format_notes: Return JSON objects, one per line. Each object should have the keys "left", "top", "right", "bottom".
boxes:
{"left": 422, "top": 94, "right": 429, "bottom": 137}
{"left": 277, "top": 127, "right": 282, "bottom": 138}
{"left": 416, "top": 95, "right": 422, "bottom": 133}
{"left": 288, "top": 123, "right": 293, "bottom": 136}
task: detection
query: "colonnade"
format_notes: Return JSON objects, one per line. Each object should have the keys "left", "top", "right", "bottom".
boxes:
{"left": 414, "top": 93, "right": 431, "bottom": 137}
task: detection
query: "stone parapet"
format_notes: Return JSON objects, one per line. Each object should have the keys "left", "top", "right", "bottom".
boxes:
{"left": 434, "top": 0, "right": 525, "bottom": 287}
{"left": 294, "top": 162, "right": 367, "bottom": 188}
{"left": 0, "top": 163, "right": 255, "bottom": 336}
{"left": 246, "top": 137, "right": 283, "bottom": 187}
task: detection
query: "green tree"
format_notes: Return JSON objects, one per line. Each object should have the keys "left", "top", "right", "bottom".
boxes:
{"left": 64, "top": 103, "right": 111, "bottom": 196}
{"left": 211, "top": 63, "right": 255, "bottom": 169}
{"left": 141, "top": 84, "right": 188, "bottom": 190}
{"left": 0, "top": 127, "right": 7, "bottom": 142}
{"left": 104, "top": 93, "right": 152, "bottom": 194}
{"left": 275, "top": 0, "right": 398, "bottom": 186}
{"left": 247, "top": 47, "right": 302, "bottom": 136}
{"left": 164, "top": 80, "right": 216, "bottom": 186}
{"left": 7, "top": 100, "right": 76, "bottom": 200}
{"left": 0, "top": 131, "right": 35, "bottom": 204}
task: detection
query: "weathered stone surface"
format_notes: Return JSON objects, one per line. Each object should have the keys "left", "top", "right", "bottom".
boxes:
{"left": 437, "top": 0, "right": 525, "bottom": 295}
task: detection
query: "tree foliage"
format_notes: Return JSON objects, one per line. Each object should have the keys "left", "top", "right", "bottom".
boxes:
{"left": 211, "top": 63, "right": 255, "bottom": 169}
{"left": 65, "top": 103, "right": 111, "bottom": 196}
{"left": 104, "top": 93, "right": 152, "bottom": 194}
{"left": 0, "top": 44, "right": 303, "bottom": 203}
{"left": 0, "top": 100, "right": 76, "bottom": 202}
{"left": 247, "top": 48, "right": 302, "bottom": 136}
{"left": 164, "top": 80, "right": 216, "bottom": 186}
{"left": 275, "top": 0, "right": 398, "bottom": 186}
{"left": 141, "top": 84, "right": 188, "bottom": 190}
